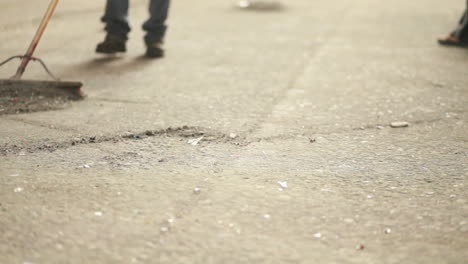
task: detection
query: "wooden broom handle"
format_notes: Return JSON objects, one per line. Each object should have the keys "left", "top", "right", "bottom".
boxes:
{"left": 12, "top": 0, "right": 60, "bottom": 80}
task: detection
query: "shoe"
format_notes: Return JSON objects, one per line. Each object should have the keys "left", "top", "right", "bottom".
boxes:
{"left": 145, "top": 41, "right": 164, "bottom": 58}
{"left": 96, "top": 34, "right": 126, "bottom": 54}
{"left": 438, "top": 36, "right": 468, "bottom": 47}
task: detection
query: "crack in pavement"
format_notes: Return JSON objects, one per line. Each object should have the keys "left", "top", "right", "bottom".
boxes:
{"left": 90, "top": 97, "right": 154, "bottom": 105}
{"left": 4, "top": 116, "right": 82, "bottom": 134}
{"left": 2, "top": 111, "right": 464, "bottom": 156}
{"left": 247, "top": 113, "right": 467, "bottom": 143}
{"left": 0, "top": 126, "right": 246, "bottom": 156}
{"left": 246, "top": 2, "right": 356, "bottom": 138}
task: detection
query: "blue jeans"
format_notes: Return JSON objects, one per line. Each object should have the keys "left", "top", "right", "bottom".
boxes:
{"left": 451, "top": 0, "right": 468, "bottom": 40}
{"left": 102, "top": 0, "right": 170, "bottom": 43}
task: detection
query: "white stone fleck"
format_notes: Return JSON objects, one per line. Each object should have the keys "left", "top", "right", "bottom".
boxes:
{"left": 390, "top": 121, "right": 409, "bottom": 128}
{"left": 188, "top": 136, "right": 204, "bottom": 146}
{"left": 277, "top": 181, "right": 288, "bottom": 189}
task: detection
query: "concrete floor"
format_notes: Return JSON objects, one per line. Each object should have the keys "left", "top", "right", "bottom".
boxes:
{"left": 0, "top": 0, "right": 467, "bottom": 263}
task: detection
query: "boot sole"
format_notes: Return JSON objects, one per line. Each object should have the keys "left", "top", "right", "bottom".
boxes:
{"left": 145, "top": 50, "right": 164, "bottom": 58}
{"left": 96, "top": 48, "right": 126, "bottom": 54}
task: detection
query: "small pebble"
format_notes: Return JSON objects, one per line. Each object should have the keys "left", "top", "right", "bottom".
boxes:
{"left": 277, "top": 180, "right": 288, "bottom": 189}
{"left": 188, "top": 136, "right": 204, "bottom": 146}
{"left": 14, "top": 187, "right": 23, "bottom": 193}
{"left": 384, "top": 228, "right": 392, "bottom": 234}
{"left": 237, "top": 0, "right": 283, "bottom": 10}
{"left": 193, "top": 187, "right": 201, "bottom": 194}
{"left": 94, "top": 211, "right": 103, "bottom": 216}
{"left": 390, "top": 121, "right": 409, "bottom": 128}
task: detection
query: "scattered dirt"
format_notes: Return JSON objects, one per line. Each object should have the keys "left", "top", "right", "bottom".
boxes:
{"left": 0, "top": 79, "right": 83, "bottom": 115}
{"left": 0, "top": 94, "right": 72, "bottom": 115}
{"left": 0, "top": 126, "right": 248, "bottom": 156}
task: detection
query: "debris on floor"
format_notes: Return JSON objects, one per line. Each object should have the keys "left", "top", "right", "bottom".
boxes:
{"left": 237, "top": 0, "right": 284, "bottom": 11}
{"left": 277, "top": 180, "right": 288, "bottom": 191}
{"left": 390, "top": 121, "right": 409, "bottom": 128}
{"left": 94, "top": 211, "right": 103, "bottom": 216}
{"left": 188, "top": 136, "right": 204, "bottom": 146}
{"left": 0, "top": 81, "right": 82, "bottom": 115}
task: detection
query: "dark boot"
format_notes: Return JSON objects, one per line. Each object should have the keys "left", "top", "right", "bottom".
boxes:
{"left": 96, "top": 34, "right": 126, "bottom": 54}
{"left": 145, "top": 40, "right": 164, "bottom": 58}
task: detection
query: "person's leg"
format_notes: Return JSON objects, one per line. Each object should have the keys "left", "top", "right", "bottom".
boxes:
{"left": 96, "top": 0, "right": 130, "bottom": 53}
{"left": 439, "top": 3, "right": 468, "bottom": 46}
{"left": 142, "top": 0, "right": 170, "bottom": 44}
{"left": 104, "top": 0, "right": 131, "bottom": 40}
{"left": 100, "top": 0, "right": 110, "bottom": 24}
{"left": 454, "top": 8, "right": 468, "bottom": 41}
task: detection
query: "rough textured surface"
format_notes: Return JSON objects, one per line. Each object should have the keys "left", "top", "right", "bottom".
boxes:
{"left": 0, "top": 0, "right": 467, "bottom": 263}
{"left": 0, "top": 80, "right": 83, "bottom": 115}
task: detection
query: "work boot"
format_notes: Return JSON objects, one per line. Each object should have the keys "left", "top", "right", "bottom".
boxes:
{"left": 96, "top": 34, "right": 126, "bottom": 54}
{"left": 145, "top": 40, "right": 164, "bottom": 58}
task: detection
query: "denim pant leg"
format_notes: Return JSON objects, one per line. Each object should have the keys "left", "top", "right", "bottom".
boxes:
{"left": 142, "top": 0, "right": 170, "bottom": 44}
{"left": 452, "top": 1, "right": 468, "bottom": 39}
{"left": 453, "top": 11, "right": 468, "bottom": 40}
{"left": 458, "top": 1, "right": 468, "bottom": 40}
{"left": 103, "top": 0, "right": 131, "bottom": 40}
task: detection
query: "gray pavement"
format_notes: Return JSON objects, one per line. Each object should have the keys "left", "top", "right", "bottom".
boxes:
{"left": 1, "top": 0, "right": 467, "bottom": 263}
